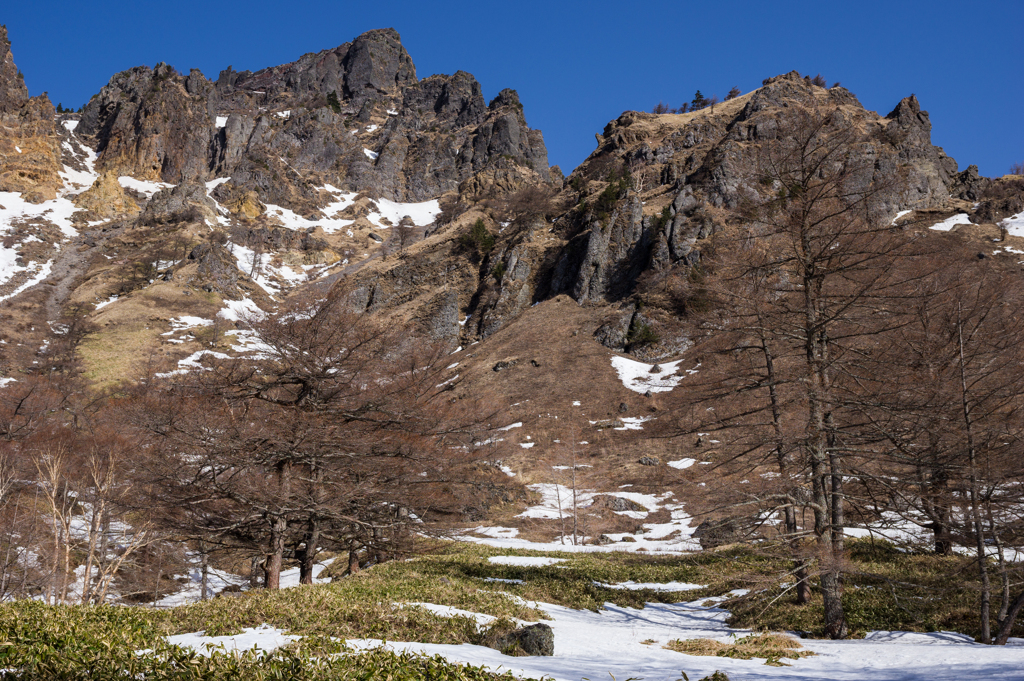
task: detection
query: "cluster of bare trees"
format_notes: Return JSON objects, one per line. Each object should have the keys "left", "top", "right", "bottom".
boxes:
{"left": 132, "top": 291, "right": 494, "bottom": 590}
{"left": 0, "top": 289, "right": 503, "bottom": 602}
{"left": 679, "top": 105, "right": 1024, "bottom": 642}
{"left": 0, "top": 359, "right": 153, "bottom": 604}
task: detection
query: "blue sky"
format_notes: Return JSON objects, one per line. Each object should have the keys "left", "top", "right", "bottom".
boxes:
{"left": 4, "top": 1, "right": 1021, "bottom": 177}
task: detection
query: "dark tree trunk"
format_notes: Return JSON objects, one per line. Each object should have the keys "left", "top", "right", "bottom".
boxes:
{"left": 249, "top": 556, "right": 263, "bottom": 589}
{"left": 265, "top": 460, "right": 292, "bottom": 590}
{"left": 994, "top": 591, "right": 1024, "bottom": 645}
{"left": 200, "top": 546, "right": 209, "bottom": 600}
{"left": 795, "top": 562, "right": 812, "bottom": 605}
{"left": 299, "top": 522, "right": 320, "bottom": 585}
{"left": 266, "top": 515, "right": 287, "bottom": 590}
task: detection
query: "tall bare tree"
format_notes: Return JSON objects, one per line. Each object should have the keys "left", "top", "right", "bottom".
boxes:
{"left": 679, "top": 104, "right": 919, "bottom": 638}
{"left": 856, "top": 253, "right": 1024, "bottom": 644}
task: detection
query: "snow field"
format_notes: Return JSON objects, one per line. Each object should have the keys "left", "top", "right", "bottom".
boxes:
{"left": 165, "top": 587, "right": 1024, "bottom": 680}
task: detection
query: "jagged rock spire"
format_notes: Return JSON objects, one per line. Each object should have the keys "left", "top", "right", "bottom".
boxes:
{"left": 0, "top": 25, "right": 30, "bottom": 112}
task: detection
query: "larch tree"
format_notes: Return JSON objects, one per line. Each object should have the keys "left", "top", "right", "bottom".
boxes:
{"left": 678, "top": 103, "right": 921, "bottom": 638}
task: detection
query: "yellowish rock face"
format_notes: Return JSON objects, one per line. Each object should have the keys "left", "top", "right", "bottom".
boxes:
{"left": 0, "top": 114, "right": 63, "bottom": 203}
{"left": 73, "top": 171, "right": 141, "bottom": 218}
{"left": 225, "top": 190, "right": 266, "bottom": 219}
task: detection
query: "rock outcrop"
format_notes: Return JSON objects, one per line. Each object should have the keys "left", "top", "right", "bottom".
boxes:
{"left": 550, "top": 72, "right": 970, "bottom": 306}
{"left": 0, "top": 26, "right": 62, "bottom": 202}
{"left": 79, "top": 28, "right": 552, "bottom": 216}
{"left": 73, "top": 171, "right": 140, "bottom": 219}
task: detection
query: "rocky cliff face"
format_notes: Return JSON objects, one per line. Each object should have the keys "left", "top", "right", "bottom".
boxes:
{"left": 548, "top": 72, "right": 972, "bottom": 309}
{"left": 0, "top": 25, "right": 62, "bottom": 202}
{"left": 79, "top": 28, "right": 551, "bottom": 215}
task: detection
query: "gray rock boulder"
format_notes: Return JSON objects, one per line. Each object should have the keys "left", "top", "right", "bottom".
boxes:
{"left": 491, "top": 623, "right": 554, "bottom": 656}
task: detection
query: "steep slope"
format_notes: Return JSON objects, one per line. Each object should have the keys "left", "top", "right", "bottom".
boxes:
{"left": 0, "top": 29, "right": 557, "bottom": 384}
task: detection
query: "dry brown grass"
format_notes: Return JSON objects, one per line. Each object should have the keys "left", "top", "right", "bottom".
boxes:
{"left": 78, "top": 281, "right": 227, "bottom": 387}
{"left": 664, "top": 633, "right": 813, "bottom": 666}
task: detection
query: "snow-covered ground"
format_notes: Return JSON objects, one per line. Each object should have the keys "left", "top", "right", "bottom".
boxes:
{"left": 167, "top": 583, "right": 1024, "bottom": 680}
{"left": 0, "top": 133, "right": 101, "bottom": 302}
{"left": 464, "top": 484, "right": 699, "bottom": 554}
{"left": 154, "top": 557, "right": 334, "bottom": 608}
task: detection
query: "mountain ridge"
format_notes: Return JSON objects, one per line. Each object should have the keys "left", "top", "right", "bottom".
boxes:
{"left": 2, "top": 27, "right": 1019, "bottom": 389}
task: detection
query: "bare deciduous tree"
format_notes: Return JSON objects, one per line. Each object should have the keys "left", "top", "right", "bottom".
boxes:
{"left": 679, "top": 104, "right": 918, "bottom": 638}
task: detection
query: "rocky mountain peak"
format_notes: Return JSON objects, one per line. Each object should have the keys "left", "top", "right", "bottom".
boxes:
{"left": 77, "top": 28, "right": 550, "bottom": 204}
{"left": 0, "top": 25, "right": 29, "bottom": 112}
{"left": 211, "top": 27, "right": 416, "bottom": 111}
{"left": 0, "top": 26, "right": 61, "bottom": 202}
{"left": 342, "top": 27, "right": 417, "bottom": 98}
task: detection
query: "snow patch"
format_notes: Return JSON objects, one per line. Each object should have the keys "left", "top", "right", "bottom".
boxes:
{"left": 217, "top": 298, "right": 265, "bottom": 322}
{"left": 0, "top": 260, "right": 53, "bottom": 302}
{"left": 999, "top": 211, "right": 1024, "bottom": 238}
{"left": 668, "top": 458, "right": 697, "bottom": 470}
{"left": 595, "top": 580, "right": 704, "bottom": 592}
{"left": 165, "top": 625, "right": 298, "bottom": 657}
{"left": 610, "top": 356, "right": 695, "bottom": 394}
{"left": 929, "top": 214, "right": 973, "bottom": 232}
{"left": 891, "top": 209, "right": 913, "bottom": 225}
{"left": 614, "top": 416, "right": 652, "bottom": 431}
{"left": 118, "top": 176, "right": 172, "bottom": 199}
{"left": 367, "top": 198, "right": 440, "bottom": 228}
{"left": 487, "top": 556, "right": 564, "bottom": 567}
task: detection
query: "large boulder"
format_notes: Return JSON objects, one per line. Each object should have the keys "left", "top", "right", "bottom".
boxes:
{"left": 490, "top": 623, "right": 554, "bottom": 656}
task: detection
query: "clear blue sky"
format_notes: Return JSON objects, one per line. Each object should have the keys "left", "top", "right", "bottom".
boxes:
{"left": 4, "top": 0, "right": 1021, "bottom": 177}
